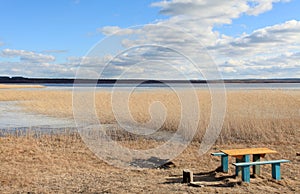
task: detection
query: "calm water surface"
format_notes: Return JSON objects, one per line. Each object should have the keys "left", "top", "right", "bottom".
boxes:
{"left": 40, "top": 83, "right": 300, "bottom": 91}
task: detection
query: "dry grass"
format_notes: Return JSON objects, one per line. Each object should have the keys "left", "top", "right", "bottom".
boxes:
{"left": 1, "top": 89, "right": 299, "bottom": 144}
{"left": 0, "top": 131, "right": 299, "bottom": 193}
{"left": 0, "top": 88, "right": 299, "bottom": 193}
{"left": 0, "top": 84, "right": 45, "bottom": 89}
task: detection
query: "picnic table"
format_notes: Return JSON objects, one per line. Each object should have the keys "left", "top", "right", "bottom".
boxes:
{"left": 220, "top": 147, "right": 277, "bottom": 176}
{"left": 211, "top": 147, "right": 290, "bottom": 182}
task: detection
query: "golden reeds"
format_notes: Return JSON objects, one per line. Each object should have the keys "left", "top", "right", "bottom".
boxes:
{"left": 0, "top": 84, "right": 45, "bottom": 89}
{"left": 0, "top": 89, "right": 299, "bottom": 144}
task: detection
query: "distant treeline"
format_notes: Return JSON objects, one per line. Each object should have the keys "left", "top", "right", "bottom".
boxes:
{"left": 0, "top": 76, "right": 299, "bottom": 84}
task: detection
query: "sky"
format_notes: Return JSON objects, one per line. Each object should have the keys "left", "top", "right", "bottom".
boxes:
{"left": 0, "top": 0, "right": 299, "bottom": 79}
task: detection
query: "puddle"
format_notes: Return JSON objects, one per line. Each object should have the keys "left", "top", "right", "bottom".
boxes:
{"left": 0, "top": 101, "right": 75, "bottom": 129}
{"left": 0, "top": 101, "right": 189, "bottom": 143}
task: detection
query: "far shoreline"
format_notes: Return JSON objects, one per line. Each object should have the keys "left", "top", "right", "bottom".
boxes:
{"left": 0, "top": 76, "right": 299, "bottom": 85}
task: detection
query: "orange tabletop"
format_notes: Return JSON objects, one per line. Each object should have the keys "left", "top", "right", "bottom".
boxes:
{"left": 220, "top": 147, "right": 277, "bottom": 157}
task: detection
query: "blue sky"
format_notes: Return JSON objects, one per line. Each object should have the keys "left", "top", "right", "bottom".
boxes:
{"left": 0, "top": 0, "right": 299, "bottom": 79}
{"left": 0, "top": 0, "right": 164, "bottom": 59}
{"left": 214, "top": 0, "right": 300, "bottom": 36}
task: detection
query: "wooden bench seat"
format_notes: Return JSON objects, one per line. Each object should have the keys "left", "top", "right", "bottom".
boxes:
{"left": 232, "top": 159, "right": 290, "bottom": 182}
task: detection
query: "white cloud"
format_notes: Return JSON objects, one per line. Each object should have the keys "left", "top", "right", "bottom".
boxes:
{"left": 151, "top": 0, "right": 249, "bottom": 24}
{"left": 0, "top": 60, "right": 77, "bottom": 78}
{"left": 219, "top": 48, "right": 300, "bottom": 78}
{"left": 93, "top": 0, "right": 298, "bottom": 79}
{"left": 211, "top": 20, "right": 300, "bottom": 60}
{"left": 246, "top": 0, "right": 291, "bottom": 16}
{"left": 233, "top": 20, "right": 300, "bottom": 46}
{"left": 151, "top": 0, "right": 289, "bottom": 23}
{"left": 98, "top": 26, "right": 137, "bottom": 36}
{"left": 1, "top": 49, "right": 55, "bottom": 63}
{"left": 0, "top": 49, "right": 73, "bottom": 78}
{"left": 214, "top": 20, "right": 300, "bottom": 73}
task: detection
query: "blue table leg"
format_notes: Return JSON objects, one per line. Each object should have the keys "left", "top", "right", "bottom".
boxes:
{"left": 241, "top": 155, "right": 251, "bottom": 182}
{"left": 236, "top": 155, "right": 250, "bottom": 177}
{"left": 242, "top": 164, "right": 251, "bottom": 182}
{"left": 272, "top": 163, "right": 281, "bottom": 180}
{"left": 221, "top": 155, "right": 228, "bottom": 173}
{"left": 244, "top": 155, "right": 250, "bottom": 162}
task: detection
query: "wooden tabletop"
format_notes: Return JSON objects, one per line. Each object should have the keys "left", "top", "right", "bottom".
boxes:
{"left": 220, "top": 147, "right": 277, "bottom": 156}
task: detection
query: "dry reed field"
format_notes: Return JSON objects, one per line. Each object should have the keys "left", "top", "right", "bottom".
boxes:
{"left": 0, "top": 88, "right": 299, "bottom": 193}
{"left": 1, "top": 88, "right": 299, "bottom": 143}
{"left": 0, "top": 84, "right": 45, "bottom": 89}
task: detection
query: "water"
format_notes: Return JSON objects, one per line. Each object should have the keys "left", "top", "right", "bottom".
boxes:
{"left": 0, "top": 101, "right": 75, "bottom": 129}
{"left": 43, "top": 83, "right": 300, "bottom": 91}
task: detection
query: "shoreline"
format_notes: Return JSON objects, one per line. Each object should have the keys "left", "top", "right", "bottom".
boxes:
{"left": 1, "top": 76, "right": 300, "bottom": 84}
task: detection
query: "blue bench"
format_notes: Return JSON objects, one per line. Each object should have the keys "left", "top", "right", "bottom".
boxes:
{"left": 211, "top": 152, "right": 228, "bottom": 173}
{"left": 232, "top": 159, "right": 290, "bottom": 183}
